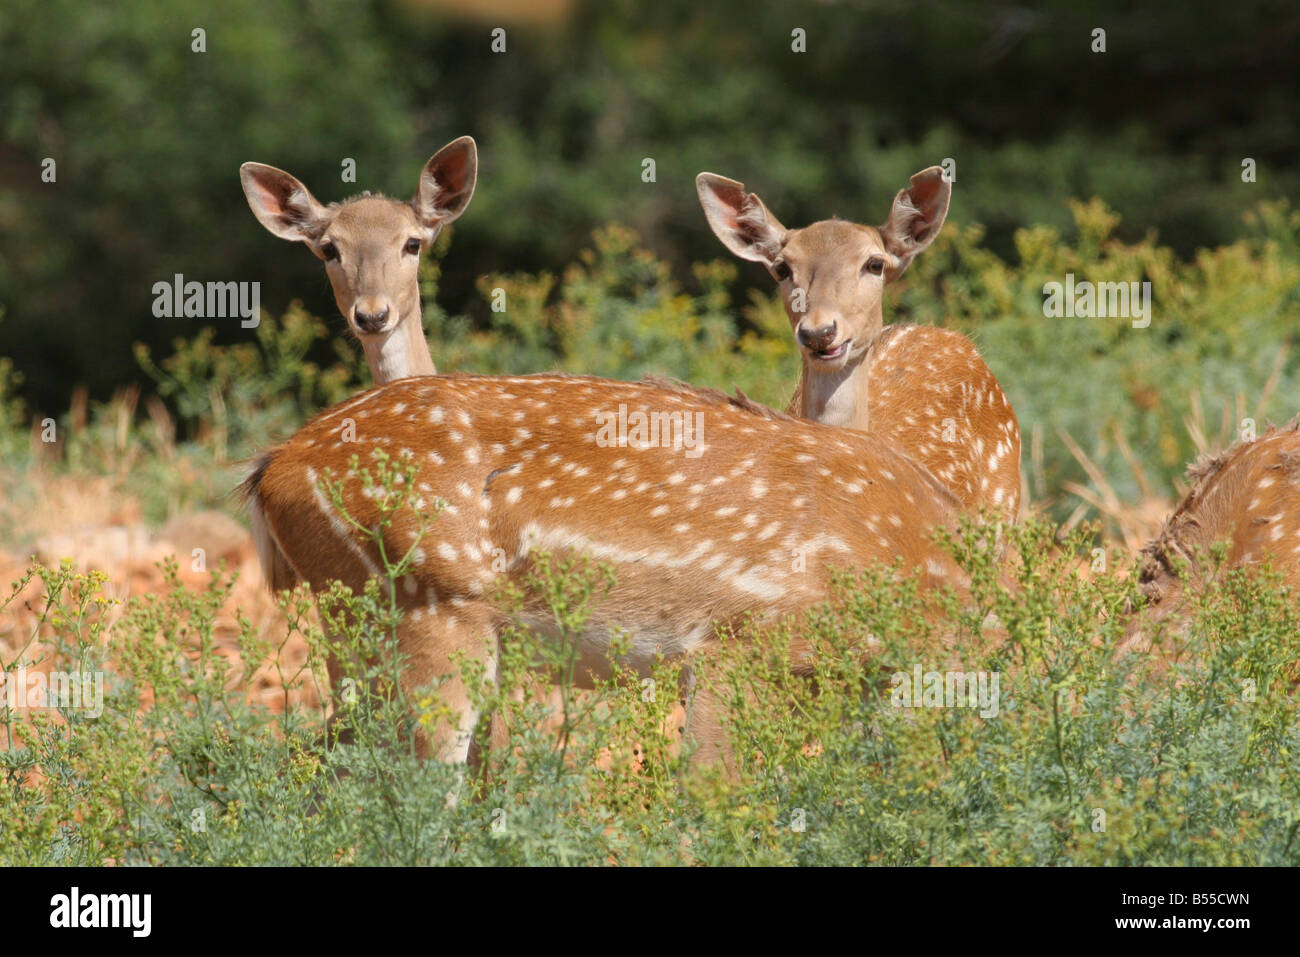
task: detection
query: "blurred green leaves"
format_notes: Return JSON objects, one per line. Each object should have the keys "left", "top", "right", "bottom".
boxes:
{"left": 1, "top": 0, "right": 1296, "bottom": 412}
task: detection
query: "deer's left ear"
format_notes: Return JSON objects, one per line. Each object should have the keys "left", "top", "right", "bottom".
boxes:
{"left": 413, "top": 136, "right": 478, "bottom": 233}
{"left": 879, "top": 166, "right": 950, "bottom": 280}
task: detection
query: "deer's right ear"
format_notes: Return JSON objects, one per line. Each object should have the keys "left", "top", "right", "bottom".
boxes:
{"left": 239, "top": 163, "right": 329, "bottom": 243}
{"left": 696, "top": 172, "right": 786, "bottom": 266}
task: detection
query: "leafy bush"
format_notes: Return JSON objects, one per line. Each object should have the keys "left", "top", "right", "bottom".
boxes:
{"left": 3, "top": 462, "right": 1297, "bottom": 866}
{"left": 911, "top": 199, "right": 1300, "bottom": 522}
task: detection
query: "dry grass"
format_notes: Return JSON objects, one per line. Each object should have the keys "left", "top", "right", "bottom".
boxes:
{"left": 0, "top": 476, "right": 318, "bottom": 719}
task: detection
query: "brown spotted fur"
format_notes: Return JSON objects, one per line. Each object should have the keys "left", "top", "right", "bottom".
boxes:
{"left": 1124, "top": 419, "right": 1300, "bottom": 651}
{"left": 244, "top": 373, "right": 970, "bottom": 765}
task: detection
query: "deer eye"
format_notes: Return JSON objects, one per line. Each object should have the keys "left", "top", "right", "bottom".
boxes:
{"left": 863, "top": 257, "right": 885, "bottom": 276}
{"left": 772, "top": 261, "right": 792, "bottom": 282}
{"left": 404, "top": 237, "right": 422, "bottom": 256}
{"left": 320, "top": 241, "right": 339, "bottom": 262}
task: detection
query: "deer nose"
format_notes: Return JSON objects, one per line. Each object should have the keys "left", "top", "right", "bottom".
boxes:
{"left": 797, "top": 320, "right": 838, "bottom": 352}
{"left": 354, "top": 304, "right": 391, "bottom": 333}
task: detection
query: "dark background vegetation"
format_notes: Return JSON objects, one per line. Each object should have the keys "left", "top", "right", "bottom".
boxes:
{"left": 1, "top": 0, "right": 1297, "bottom": 415}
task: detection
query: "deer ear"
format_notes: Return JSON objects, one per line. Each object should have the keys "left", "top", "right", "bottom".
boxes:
{"left": 239, "top": 163, "right": 330, "bottom": 243}
{"left": 696, "top": 172, "right": 786, "bottom": 266}
{"left": 879, "top": 166, "right": 950, "bottom": 279}
{"left": 413, "top": 136, "right": 478, "bottom": 230}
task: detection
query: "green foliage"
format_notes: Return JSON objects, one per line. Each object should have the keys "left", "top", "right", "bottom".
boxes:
{"left": 0, "top": 302, "right": 363, "bottom": 530}
{"left": 135, "top": 303, "right": 357, "bottom": 442}
{"left": 0, "top": 0, "right": 419, "bottom": 410}
{"left": 904, "top": 199, "right": 1300, "bottom": 521}
{"left": 0, "top": 355, "right": 25, "bottom": 461}
{"left": 437, "top": 225, "right": 798, "bottom": 408}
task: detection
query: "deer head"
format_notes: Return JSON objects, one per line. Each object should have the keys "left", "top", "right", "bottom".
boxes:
{"left": 240, "top": 136, "right": 478, "bottom": 383}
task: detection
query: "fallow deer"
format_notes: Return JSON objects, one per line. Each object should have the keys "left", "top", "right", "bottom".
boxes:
{"left": 696, "top": 168, "right": 1021, "bottom": 525}
{"left": 243, "top": 373, "right": 971, "bottom": 765}
{"left": 240, "top": 136, "right": 477, "bottom": 385}
{"left": 1124, "top": 419, "right": 1300, "bottom": 653}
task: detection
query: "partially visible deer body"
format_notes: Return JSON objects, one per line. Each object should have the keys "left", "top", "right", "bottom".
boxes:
{"left": 240, "top": 136, "right": 477, "bottom": 385}
{"left": 1124, "top": 419, "right": 1300, "bottom": 651}
{"left": 244, "top": 374, "right": 970, "bottom": 765}
{"left": 697, "top": 169, "right": 1021, "bottom": 524}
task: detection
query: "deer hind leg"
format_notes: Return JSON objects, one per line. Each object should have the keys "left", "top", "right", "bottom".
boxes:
{"left": 682, "top": 637, "right": 821, "bottom": 778}
{"left": 470, "top": 689, "right": 526, "bottom": 776}
{"left": 680, "top": 661, "right": 739, "bottom": 775}
{"left": 397, "top": 601, "right": 499, "bottom": 763}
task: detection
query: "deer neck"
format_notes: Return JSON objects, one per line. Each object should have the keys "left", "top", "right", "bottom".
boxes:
{"left": 795, "top": 348, "right": 873, "bottom": 432}
{"left": 362, "top": 302, "right": 436, "bottom": 384}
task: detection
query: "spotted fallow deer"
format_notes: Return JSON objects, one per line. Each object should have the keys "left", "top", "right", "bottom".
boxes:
{"left": 243, "top": 373, "right": 971, "bottom": 765}
{"left": 1123, "top": 419, "right": 1300, "bottom": 652}
{"left": 696, "top": 169, "right": 1021, "bottom": 524}
{"left": 240, "top": 136, "right": 477, "bottom": 385}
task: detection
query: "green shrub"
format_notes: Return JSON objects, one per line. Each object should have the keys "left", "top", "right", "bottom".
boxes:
{"left": 4, "top": 461, "right": 1297, "bottom": 865}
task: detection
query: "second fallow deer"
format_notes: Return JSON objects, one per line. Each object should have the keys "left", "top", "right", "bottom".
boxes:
{"left": 240, "top": 136, "right": 477, "bottom": 385}
{"left": 696, "top": 168, "right": 1021, "bottom": 524}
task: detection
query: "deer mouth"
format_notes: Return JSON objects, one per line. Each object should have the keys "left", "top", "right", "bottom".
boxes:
{"left": 809, "top": 340, "right": 851, "bottom": 362}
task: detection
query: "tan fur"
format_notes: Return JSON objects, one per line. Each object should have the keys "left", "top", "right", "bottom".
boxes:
{"left": 697, "top": 169, "right": 1021, "bottom": 525}
{"left": 244, "top": 373, "right": 970, "bottom": 764}
{"left": 244, "top": 458, "right": 301, "bottom": 594}
{"left": 851, "top": 325, "right": 1021, "bottom": 522}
